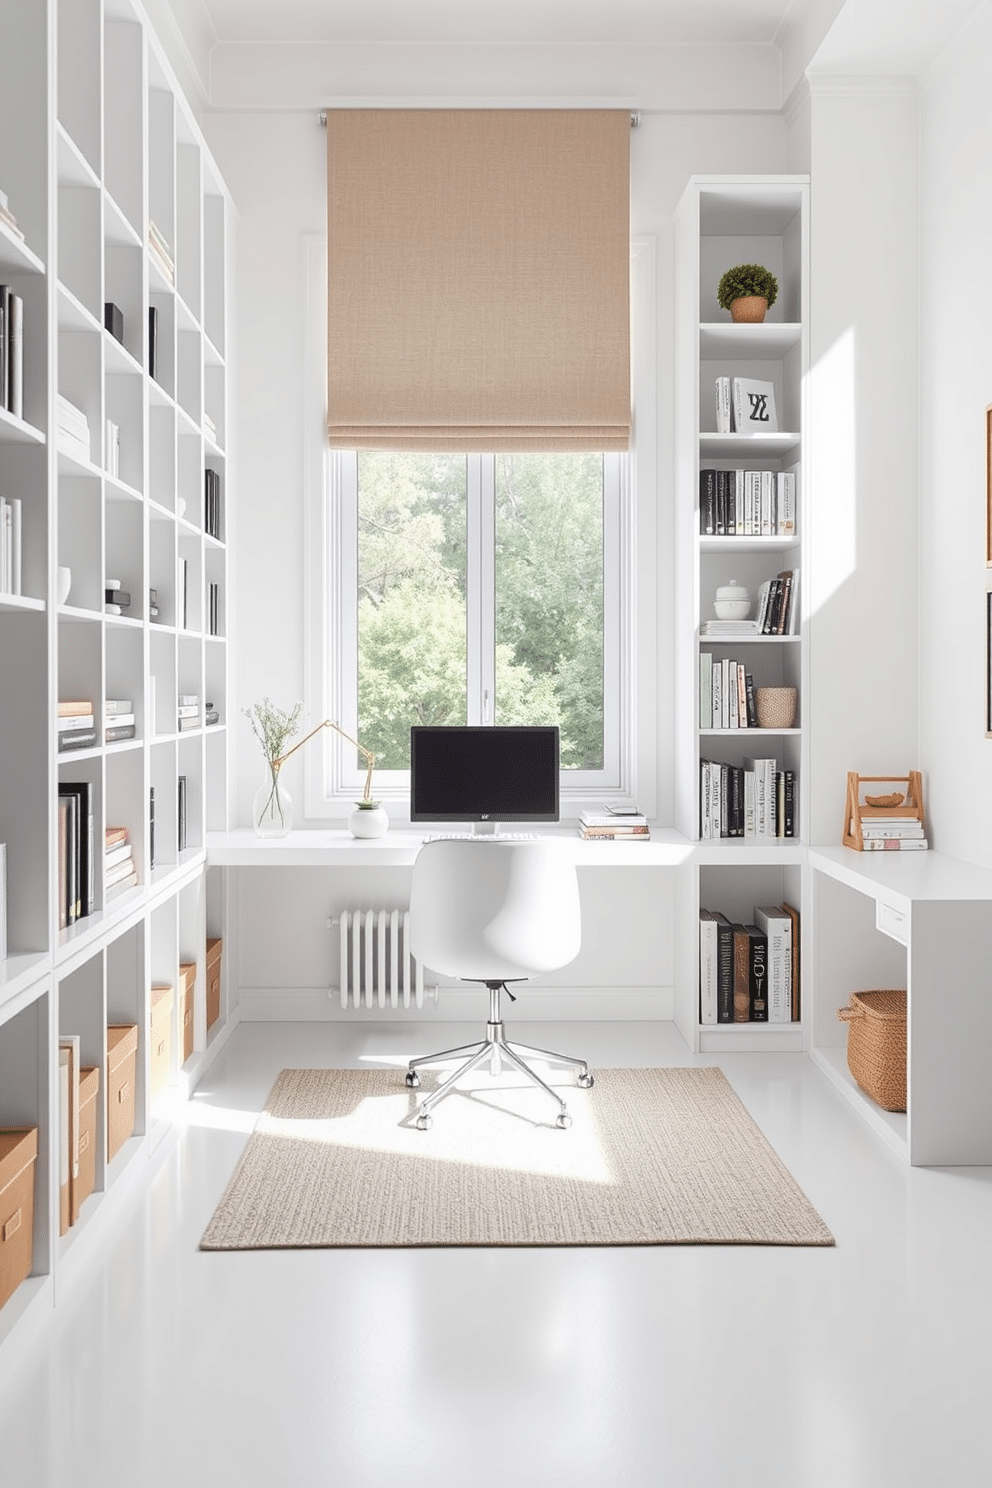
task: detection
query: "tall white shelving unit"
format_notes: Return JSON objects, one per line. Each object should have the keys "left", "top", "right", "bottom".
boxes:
{"left": 0, "top": 0, "right": 234, "bottom": 1361}
{"left": 672, "top": 176, "right": 809, "bottom": 1054}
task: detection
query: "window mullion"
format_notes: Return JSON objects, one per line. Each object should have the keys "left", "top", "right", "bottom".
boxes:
{"left": 466, "top": 455, "right": 496, "bottom": 724}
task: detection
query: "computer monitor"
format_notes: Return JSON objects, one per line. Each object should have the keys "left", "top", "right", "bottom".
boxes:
{"left": 409, "top": 725, "right": 560, "bottom": 826}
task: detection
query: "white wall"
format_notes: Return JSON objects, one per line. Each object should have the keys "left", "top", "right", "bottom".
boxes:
{"left": 805, "top": 80, "right": 921, "bottom": 845}
{"left": 201, "top": 87, "right": 787, "bottom": 1012}
{"left": 918, "top": 6, "right": 992, "bottom": 867}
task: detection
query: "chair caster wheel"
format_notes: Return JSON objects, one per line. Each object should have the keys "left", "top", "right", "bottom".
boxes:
{"left": 405, "top": 1071, "right": 420, "bottom": 1088}
{"left": 555, "top": 1112, "right": 572, "bottom": 1130}
{"left": 416, "top": 1112, "right": 432, "bottom": 1131}
{"left": 577, "top": 1073, "right": 594, "bottom": 1089}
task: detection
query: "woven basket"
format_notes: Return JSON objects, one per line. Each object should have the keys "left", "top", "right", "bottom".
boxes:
{"left": 756, "top": 686, "right": 797, "bottom": 729}
{"left": 837, "top": 990, "right": 907, "bottom": 1112}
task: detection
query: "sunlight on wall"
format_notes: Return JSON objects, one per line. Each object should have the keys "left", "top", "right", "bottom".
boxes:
{"left": 808, "top": 326, "right": 857, "bottom": 610}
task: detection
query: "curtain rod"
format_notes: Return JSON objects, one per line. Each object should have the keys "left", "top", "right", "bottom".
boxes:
{"left": 318, "top": 109, "right": 640, "bottom": 127}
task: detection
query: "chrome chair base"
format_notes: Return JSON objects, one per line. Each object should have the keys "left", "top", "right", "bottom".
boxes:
{"left": 405, "top": 983, "right": 593, "bottom": 1130}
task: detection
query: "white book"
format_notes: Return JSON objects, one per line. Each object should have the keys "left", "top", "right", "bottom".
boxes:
{"left": 57, "top": 714, "right": 96, "bottom": 731}
{"left": 699, "top": 910, "right": 719, "bottom": 1025}
{"left": 105, "top": 698, "right": 133, "bottom": 715}
{"left": 743, "top": 769, "right": 756, "bottom": 837}
{"left": 860, "top": 837, "right": 930, "bottom": 851}
{"left": 859, "top": 823, "right": 925, "bottom": 838}
{"left": 776, "top": 469, "right": 797, "bottom": 535}
{"left": 734, "top": 468, "right": 745, "bottom": 533}
{"left": 715, "top": 376, "right": 732, "bottom": 433}
{"left": 753, "top": 906, "right": 793, "bottom": 1023}
{"left": 760, "top": 470, "right": 774, "bottom": 535}
{"left": 732, "top": 377, "right": 778, "bottom": 433}
{"left": 699, "top": 651, "right": 712, "bottom": 730}
{"left": 711, "top": 661, "right": 722, "bottom": 729}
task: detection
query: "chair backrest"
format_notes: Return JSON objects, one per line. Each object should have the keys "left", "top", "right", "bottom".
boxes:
{"left": 409, "top": 838, "right": 581, "bottom": 982}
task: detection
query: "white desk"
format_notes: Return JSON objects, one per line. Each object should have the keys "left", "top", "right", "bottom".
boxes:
{"left": 809, "top": 846, "right": 992, "bottom": 1165}
{"left": 205, "top": 826, "right": 695, "bottom": 869}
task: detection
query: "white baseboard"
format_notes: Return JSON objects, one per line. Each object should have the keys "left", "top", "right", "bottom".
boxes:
{"left": 237, "top": 985, "right": 673, "bottom": 1022}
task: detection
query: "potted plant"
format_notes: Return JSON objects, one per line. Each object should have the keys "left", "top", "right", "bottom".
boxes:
{"left": 716, "top": 263, "right": 779, "bottom": 323}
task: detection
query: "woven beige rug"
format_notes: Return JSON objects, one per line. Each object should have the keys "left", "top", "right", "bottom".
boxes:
{"left": 199, "top": 1065, "right": 833, "bottom": 1249}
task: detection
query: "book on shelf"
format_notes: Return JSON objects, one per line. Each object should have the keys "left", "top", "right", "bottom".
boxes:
{"left": 58, "top": 1035, "right": 80, "bottom": 1236}
{"left": 105, "top": 854, "right": 136, "bottom": 888}
{"left": 105, "top": 870, "right": 139, "bottom": 901}
{"left": 781, "top": 902, "right": 801, "bottom": 1022}
{"left": 699, "top": 909, "right": 718, "bottom": 1024}
{"left": 731, "top": 924, "right": 751, "bottom": 1022}
{"left": 0, "top": 496, "right": 23, "bottom": 595}
{"left": 205, "top": 468, "right": 222, "bottom": 538}
{"left": 105, "top": 723, "right": 137, "bottom": 744}
{"left": 178, "top": 693, "right": 199, "bottom": 707}
{"left": 731, "top": 377, "right": 778, "bottom": 434}
{"left": 104, "top": 841, "right": 133, "bottom": 871}
{"left": 579, "top": 826, "right": 650, "bottom": 840}
{"left": 149, "top": 787, "right": 155, "bottom": 868}
{"left": 777, "top": 469, "right": 797, "bottom": 535}
{"left": 699, "top": 652, "right": 712, "bottom": 729}
{"left": 715, "top": 375, "right": 732, "bottom": 433}
{"left": 148, "top": 305, "right": 158, "bottom": 380}
{"left": 58, "top": 728, "right": 98, "bottom": 752}
{"left": 7, "top": 290, "right": 23, "bottom": 419}
{"left": 858, "top": 836, "right": 930, "bottom": 851}
{"left": 105, "top": 699, "right": 133, "bottom": 716}
{"left": 105, "top": 825, "right": 128, "bottom": 848}
{"left": 177, "top": 703, "right": 200, "bottom": 719}
{"left": 753, "top": 906, "right": 793, "bottom": 1023}
{"left": 102, "top": 712, "right": 135, "bottom": 729}
{"left": 580, "top": 807, "right": 648, "bottom": 827}
{"left": 57, "top": 792, "right": 78, "bottom": 926}
{"left": 58, "top": 699, "right": 93, "bottom": 717}
{"left": 178, "top": 775, "right": 187, "bottom": 852}
{"left": 747, "top": 926, "right": 768, "bottom": 1021}
{"left": 698, "top": 619, "right": 760, "bottom": 637}
{"left": 208, "top": 582, "right": 219, "bottom": 635}
{"left": 58, "top": 781, "right": 94, "bottom": 918}
{"left": 177, "top": 716, "right": 200, "bottom": 732}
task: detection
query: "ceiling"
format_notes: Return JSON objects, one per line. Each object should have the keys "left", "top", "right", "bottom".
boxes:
{"left": 192, "top": 0, "right": 810, "bottom": 48}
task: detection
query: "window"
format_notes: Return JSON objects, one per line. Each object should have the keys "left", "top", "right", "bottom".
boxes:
{"left": 333, "top": 449, "right": 622, "bottom": 796}
{"left": 304, "top": 235, "right": 654, "bottom": 821}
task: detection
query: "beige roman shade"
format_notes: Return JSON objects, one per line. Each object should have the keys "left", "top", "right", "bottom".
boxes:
{"left": 326, "top": 109, "right": 631, "bottom": 451}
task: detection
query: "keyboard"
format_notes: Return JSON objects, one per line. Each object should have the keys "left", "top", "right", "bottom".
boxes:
{"left": 421, "top": 832, "right": 539, "bottom": 843}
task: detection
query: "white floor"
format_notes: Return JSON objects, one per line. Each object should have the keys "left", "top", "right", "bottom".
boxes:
{"left": 1, "top": 1018, "right": 991, "bottom": 1488}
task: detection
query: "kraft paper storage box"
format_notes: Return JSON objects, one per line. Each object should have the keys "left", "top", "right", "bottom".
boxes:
{"left": 106, "top": 1024, "right": 138, "bottom": 1162}
{"left": 150, "top": 984, "right": 173, "bottom": 1100}
{"left": 71, "top": 1066, "right": 100, "bottom": 1224}
{"left": 206, "top": 937, "right": 222, "bottom": 1030}
{"left": 0, "top": 1127, "right": 38, "bottom": 1312}
{"left": 179, "top": 962, "right": 196, "bottom": 1063}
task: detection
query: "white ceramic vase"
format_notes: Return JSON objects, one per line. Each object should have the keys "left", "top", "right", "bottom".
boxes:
{"left": 348, "top": 802, "right": 388, "bottom": 839}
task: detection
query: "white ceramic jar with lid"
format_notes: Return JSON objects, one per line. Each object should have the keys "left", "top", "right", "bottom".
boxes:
{"left": 713, "top": 579, "right": 752, "bottom": 620}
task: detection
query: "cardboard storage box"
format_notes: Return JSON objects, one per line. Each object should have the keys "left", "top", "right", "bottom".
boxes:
{"left": 179, "top": 962, "right": 196, "bottom": 1064}
{"left": 150, "top": 984, "right": 173, "bottom": 1100}
{"left": 0, "top": 1127, "right": 38, "bottom": 1312}
{"left": 72, "top": 1066, "right": 100, "bottom": 1224}
{"left": 206, "top": 937, "right": 222, "bottom": 1030}
{"left": 106, "top": 1024, "right": 138, "bottom": 1162}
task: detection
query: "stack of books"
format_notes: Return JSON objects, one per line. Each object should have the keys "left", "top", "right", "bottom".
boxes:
{"left": 851, "top": 815, "right": 929, "bottom": 851}
{"left": 148, "top": 221, "right": 175, "bottom": 283}
{"left": 105, "top": 826, "right": 137, "bottom": 900}
{"left": 57, "top": 700, "right": 96, "bottom": 752}
{"left": 715, "top": 375, "right": 779, "bottom": 434}
{"left": 699, "top": 903, "right": 800, "bottom": 1025}
{"left": 578, "top": 807, "right": 650, "bottom": 841}
{"left": 177, "top": 694, "right": 200, "bottom": 731}
{"left": 0, "top": 495, "right": 22, "bottom": 595}
{"left": 105, "top": 698, "right": 135, "bottom": 744}
{"left": 57, "top": 394, "right": 91, "bottom": 464}
{"left": 699, "top": 466, "right": 796, "bottom": 537}
{"left": 105, "top": 579, "right": 132, "bottom": 616}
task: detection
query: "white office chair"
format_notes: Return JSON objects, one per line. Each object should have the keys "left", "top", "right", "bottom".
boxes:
{"left": 405, "top": 837, "right": 592, "bottom": 1130}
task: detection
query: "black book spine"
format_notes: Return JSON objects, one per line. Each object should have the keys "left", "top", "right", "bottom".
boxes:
{"left": 744, "top": 671, "right": 758, "bottom": 729}
{"left": 178, "top": 774, "right": 187, "bottom": 852}
{"left": 748, "top": 927, "right": 769, "bottom": 1021}
{"left": 716, "top": 918, "right": 734, "bottom": 1023}
{"left": 699, "top": 468, "right": 716, "bottom": 536}
{"left": 148, "top": 304, "right": 158, "bottom": 381}
{"left": 784, "top": 770, "right": 796, "bottom": 838}
{"left": 729, "top": 764, "right": 744, "bottom": 837}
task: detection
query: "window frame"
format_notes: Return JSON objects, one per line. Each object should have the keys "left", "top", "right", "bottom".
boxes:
{"left": 303, "top": 234, "right": 654, "bottom": 824}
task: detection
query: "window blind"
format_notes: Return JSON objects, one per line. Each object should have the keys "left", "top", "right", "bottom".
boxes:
{"left": 325, "top": 109, "right": 631, "bottom": 452}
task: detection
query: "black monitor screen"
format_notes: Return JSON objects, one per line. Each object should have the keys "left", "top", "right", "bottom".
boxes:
{"left": 409, "top": 726, "right": 560, "bottom": 823}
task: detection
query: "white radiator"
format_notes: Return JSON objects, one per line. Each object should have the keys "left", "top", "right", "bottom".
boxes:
{"left": 338, "top": 909, "right": 426, "bottom": 1010}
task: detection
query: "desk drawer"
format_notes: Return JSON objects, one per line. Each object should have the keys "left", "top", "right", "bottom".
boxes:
{"left": 876, "top": 899, "right": 908, "bottom": 946}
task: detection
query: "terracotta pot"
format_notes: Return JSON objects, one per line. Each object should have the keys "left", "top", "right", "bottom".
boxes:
{"left": 730, "top": 295, "right": 768, "bottom": 323}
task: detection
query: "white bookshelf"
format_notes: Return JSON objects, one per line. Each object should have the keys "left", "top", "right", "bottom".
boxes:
{"left": 0, "top": 0, "right": 234, "bottom": 1358}
{"left": 672, "top": 175, "right": 810, "bottom": 1054}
